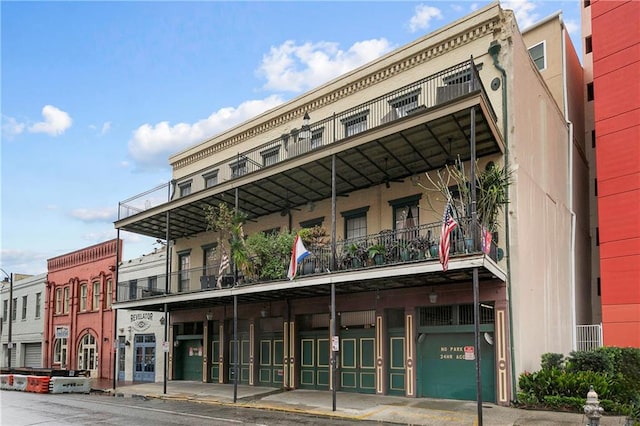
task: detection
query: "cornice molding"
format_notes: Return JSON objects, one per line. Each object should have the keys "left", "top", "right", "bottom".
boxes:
{"left": 172, "top": 17, "right": 499, "bottom": 171}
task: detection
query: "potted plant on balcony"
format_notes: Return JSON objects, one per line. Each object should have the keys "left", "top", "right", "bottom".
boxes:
{"left": 418, "top": 157, "right": 511, "bottom": 254}
{"left": 367, "top": 243, "right": 386, "bottom": 265}
{"left": 409, "top": 235, "right": 431, "bottom": 259}
{"left": 204, "top": 203, "right": 253, "bottom": 285}
{"left": 339, "top": 241, "right": 368, "bottom": 269}
{"left": 298, "top": 225, "right": 329, "bottom": 274}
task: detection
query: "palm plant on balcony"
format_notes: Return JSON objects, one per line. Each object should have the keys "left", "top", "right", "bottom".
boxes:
{"left": 419, "top": 158, "right": 511, "bottom": 248}
{"left": 204, "top": 203, "right": 253, "bottom": 282}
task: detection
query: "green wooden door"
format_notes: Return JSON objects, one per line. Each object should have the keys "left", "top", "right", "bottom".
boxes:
{"left": 419, "top": 333, "right": 495, "bottom": 402}
{"left": 387, "top": 329, "right": 405, "bottom": 395}
{"left": 210, "top": 339, "right": 219, "bottom": 382}
{"left": 229, "top": 334, "right": 250, "bottom": 384}
{"left": 340, "top": 330, "right": 376, "bottom": 394}
{"left": 299, "top": 331, "right": 330, "bottom": 390}
{"left": 258, "top": 333, "right": 284, "bottom": 387}
{"left": 178, "top": 339, "right": 203, "bottom": 381}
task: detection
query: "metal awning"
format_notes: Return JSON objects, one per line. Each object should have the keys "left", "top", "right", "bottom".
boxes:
{"left": 115, "top": 93, "right": 503, "bottom": 241}
{"left": 113, "top": 254, "right": 506, "bottom": 312}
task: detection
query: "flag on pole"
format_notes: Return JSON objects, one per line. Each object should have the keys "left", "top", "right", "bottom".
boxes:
{"left": 287, "top": 234, "right": 311, "bottom": 280}
{"left": 216, "top": 247, "right": 230, "bottom": 289}
{"left": 438, "top": 201, "right": 458, "bottom": 271}
{"left": 481, "top": 226, "right": 492, "bottom": 255}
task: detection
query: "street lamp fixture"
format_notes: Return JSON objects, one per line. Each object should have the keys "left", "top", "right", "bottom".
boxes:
{"left": 0, "top": 268, "right": 13, "bottom": 370}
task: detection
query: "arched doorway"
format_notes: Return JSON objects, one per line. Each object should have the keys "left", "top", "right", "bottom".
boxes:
{"left": 78, "top": 333, "right": 98, "bottom": 378}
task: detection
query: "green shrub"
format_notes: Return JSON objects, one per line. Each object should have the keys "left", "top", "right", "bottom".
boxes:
{"left": 542, "top": 395, "right": 585, "bottom": 411}
{"left": 518, "top": 347, "right": 640, "bottom": 417}
{"left": 541, "top": 353, "right": 565, "bottom": 370}
{"left": 566, "top": 349, "right": 614, "bottom": 374}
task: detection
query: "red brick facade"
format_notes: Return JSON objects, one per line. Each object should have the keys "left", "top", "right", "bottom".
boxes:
{"left": 44, "top": 239, "right": 121, "bottom": 378}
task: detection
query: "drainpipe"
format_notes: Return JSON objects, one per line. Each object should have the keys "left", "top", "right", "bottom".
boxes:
{"left": 560, "top": 20, "right": 578, "bottom": 351}
{"left": 488, "top": 40, "right": 517, "bottom": 399}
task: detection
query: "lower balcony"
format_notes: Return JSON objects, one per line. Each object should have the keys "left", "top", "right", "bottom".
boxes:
{"left": 115, "top": 220, "right": 505, "bottom": 308}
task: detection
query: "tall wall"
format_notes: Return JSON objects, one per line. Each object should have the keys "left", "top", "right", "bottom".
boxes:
{"left": 591, "top": 0, "right": 640, "bottom": 347}
{"left": 503, "top": 11, "right": 576, "bottom": 374}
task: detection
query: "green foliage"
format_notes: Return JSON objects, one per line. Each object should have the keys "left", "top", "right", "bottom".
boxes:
{"left": 517, "top": 347, "right": 640, "bottom": 418}
{"left": 245, "top": 231, "right": 295, "bottom": 281}
{"left": 542, "top": 395, "right": 585, "bottom": 411}
{"left": 541, "top": 353, "right": 565, "bottom": 370}
{"left": 566, "top": 349, "right": 614, "bottom": 374}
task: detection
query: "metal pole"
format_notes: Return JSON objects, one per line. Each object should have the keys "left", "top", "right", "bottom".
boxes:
{"left": 113, "top": 231, "right": 120, "bottom": 390}
{"left": 331, "top": 151, "right": 337, "bottom": 411}
{"left": 233, "top": 187, "right": 239, "bottom": 403}
{"left": 470, "top": 105, "right": 483, "bottom": 426}
{"left": 233, "top": 295, "right": 238, "bottom": 403}
{"left": 164, "top": 205, "right": 170, "bottom": 395}
{"left": 7, "top": 273, "right": 13, "bottom": 370}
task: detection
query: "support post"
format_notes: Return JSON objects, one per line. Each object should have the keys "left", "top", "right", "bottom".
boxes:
{"left": 470, "top": 105, "right": 483, "bottom": 426}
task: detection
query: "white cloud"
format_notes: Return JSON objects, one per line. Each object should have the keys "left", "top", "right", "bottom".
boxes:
{"left": 2, "top": 115, "right": 26, "bottom": 137}
{"left": 0, "top": 248, "right": 49, "bottom": 274}
{"left": 502, "top": 0, "right": 539, "bottom": 30}
{"left": 470, "top": 3, "right": 479, "bottom": 12}
{"left": 82, "top": 230, "right": 117, "bottom": 243}
{"left": 119, "top": 160, "right": 130, "bottom": 168}
{"left": 46, "top": 204, "right": 58, "bottom": 210}
{"left": 28, "top": 105, "right": 72, "bottom": 136}
{"left": 128, "top": 95, "right": 285, "bottom": 170}
{"left": 258, "top": 39, "right": 394, "bottom": 93}
{"left": 408, "top": 4, "right": 443, "bottom": 33}
{"left": 70, "top": 207, "right": 117, "bottom": 222}
{"left": 565, "top": 20, "right": 579, "bottom": 36}
{"left": 101, "top": 121, "right": 111, "bottom": 135}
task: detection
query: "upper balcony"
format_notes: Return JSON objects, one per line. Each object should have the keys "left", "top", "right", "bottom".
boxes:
{"left": 115, "top": 59, "right": 504, "bottom": 242}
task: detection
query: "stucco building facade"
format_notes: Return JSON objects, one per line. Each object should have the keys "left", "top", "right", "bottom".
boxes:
{"left": 0, "top": 273, "right": 47, "bottom": 368}
{"left": 114, "top": 2, "right": 590, "bottom": 405}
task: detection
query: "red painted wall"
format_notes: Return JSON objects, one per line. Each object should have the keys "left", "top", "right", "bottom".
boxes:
{"left": 44, "top": 239, "right": 121, "bottom": 378}
{"left": 592, "top": 0, "right": 640, "bottom": 347}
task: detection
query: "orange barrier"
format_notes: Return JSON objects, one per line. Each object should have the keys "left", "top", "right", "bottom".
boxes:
{"left": 26, "top": 376, "right": 50, "bottom": 393}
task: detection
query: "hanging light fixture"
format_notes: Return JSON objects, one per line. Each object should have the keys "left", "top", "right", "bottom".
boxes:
{"left": 429, "top": 288, "right": 438, "bottom": 304}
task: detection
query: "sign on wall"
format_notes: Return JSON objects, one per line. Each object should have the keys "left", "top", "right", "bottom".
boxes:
{"left": 55, "top": 326, "right": 69, "bottom": 339}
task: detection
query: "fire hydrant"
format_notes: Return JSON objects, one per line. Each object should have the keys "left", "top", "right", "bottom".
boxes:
{"left": 583, "top": 385, "right": 604, "bottom": 426}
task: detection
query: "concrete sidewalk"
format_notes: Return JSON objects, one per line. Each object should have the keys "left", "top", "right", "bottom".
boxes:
{"left": 93, "top": 380, "right": 629, "bottom": 426}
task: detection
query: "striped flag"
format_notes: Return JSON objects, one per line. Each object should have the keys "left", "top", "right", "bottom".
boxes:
{"left": 216, "top": 247, "right": 230, "bottom": 289}
{"left": 287, "top": 234, "right": 311, "bottom": 280}
{"left": 438, "top": 201, "right": 458, "bottom": 271}
{"left": 481, "top": 226, "right": 492, "bottom": 255}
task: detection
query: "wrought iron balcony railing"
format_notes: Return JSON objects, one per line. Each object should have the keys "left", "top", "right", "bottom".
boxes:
{"left": 118, "top": 59, "right": 491, "bottom": 221}
{"left": 115, "top": 218, "right": 502, "bottom": 303}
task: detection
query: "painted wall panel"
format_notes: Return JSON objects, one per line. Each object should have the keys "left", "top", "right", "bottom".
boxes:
{"left": 595, "top": 125, "right": 640, "bottom": 183}
{"left": 602, "top": 321, "right": 640, "bottom": 347}
{"left": 592, "top": 1, "right": 640, "bottom": 58}
{"left": 598, "top": 174, "right": 640, "bottom": 199}
{"left": 594, "top": 63, "right": 640, "bottom": 123}
{"left": 600, "top": 256, "right": 640, "bottom": 304}
{"left": 598, "top": 190, "right": 640, "bottom": 242}
{"left": 600, "top": 237, "right": 640, "bottom": 260}
{"left": 595, "top": 108, "right": 640, "bottom": 138}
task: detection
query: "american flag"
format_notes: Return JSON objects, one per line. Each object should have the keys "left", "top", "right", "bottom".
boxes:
{"left": 216, "top": 247, "right": 230, "bottom": 289}
{"left": 438, "top": 201, "right": 458, "bottom": 271}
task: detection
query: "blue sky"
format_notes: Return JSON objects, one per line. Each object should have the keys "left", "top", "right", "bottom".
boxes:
{"left": 1, "top": 0, "right": 582, "bottom": 275}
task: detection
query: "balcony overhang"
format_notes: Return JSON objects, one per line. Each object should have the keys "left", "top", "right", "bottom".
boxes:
{"left": 115, "top": 92, "right": 504, "bottom": 241}
{"left": 113, "top": 253, "right": 506, "bottom": 312}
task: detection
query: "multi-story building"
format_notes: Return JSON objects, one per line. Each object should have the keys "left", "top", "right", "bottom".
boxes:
{"left": 43, "top": 239, "right": 121, "bottom": 379}
{"left": 114, "top": 2, "right": 589, "bottom": 405}
{"left": 0, "top": 273, "right": 46, "bottom": 368}
{"left": 582, "top": 0, "right": 640, "bottom": 347}
{"left": 116, "top": 247, "right": 167, "bottom": 382}
{"left": 521, "top": 10, "right": 592, "bottom": 348}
